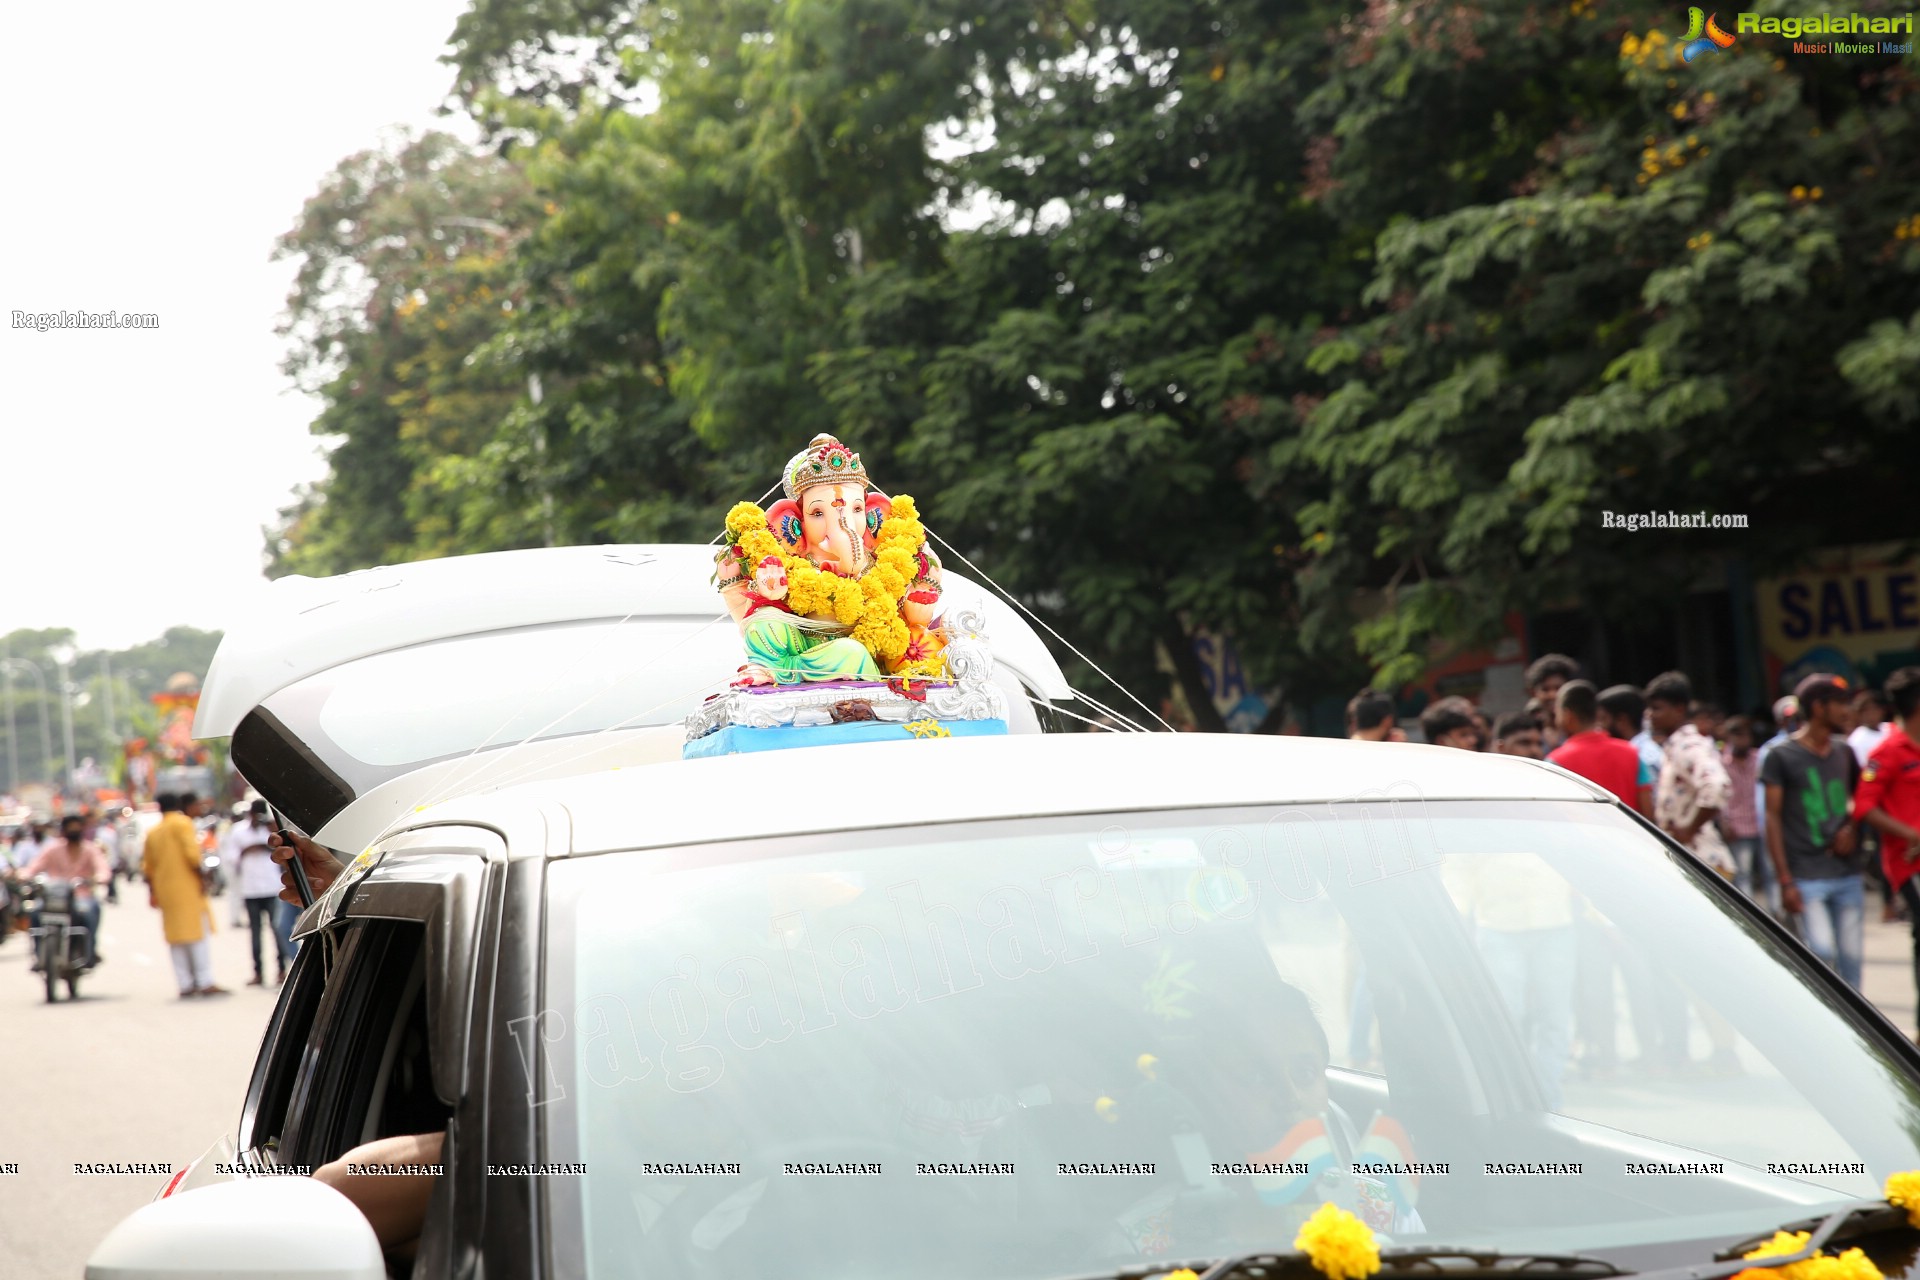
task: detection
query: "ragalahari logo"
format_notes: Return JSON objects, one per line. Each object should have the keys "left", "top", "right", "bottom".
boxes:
{"left": 1682, "top": 6, "right": 1738, "bottom": 59}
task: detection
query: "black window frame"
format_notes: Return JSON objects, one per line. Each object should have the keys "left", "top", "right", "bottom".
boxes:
{"left": 280, "top": 917, "right": 436, "bottom": 1167}
{"left": 238, "top": 934, "right": 330, "bottom": 1162}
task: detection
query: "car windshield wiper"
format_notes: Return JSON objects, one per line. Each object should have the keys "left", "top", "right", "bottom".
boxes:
{"left": 1199, "top": 1248, "right": 1626, "bottom": 1280}
{"left": 1051, "top": 1247, "right": 1626, "bottom": 1280}
{"left": 1050, "top": 1201, "right": 1913, "bottom": 1280}
{"left": 1634, "top": 1200, "right": 1912, "bottom": 1280}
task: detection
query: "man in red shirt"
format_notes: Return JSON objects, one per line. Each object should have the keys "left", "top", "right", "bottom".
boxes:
{"left": 1857, "top": 666, "right": 1920, "bottom": 1038}
{"left": 1548, "top": 679, "right": 1665, "bottom": 1079}
{"left": 1549, "top": 680, "right": 1654, "bottom": 818}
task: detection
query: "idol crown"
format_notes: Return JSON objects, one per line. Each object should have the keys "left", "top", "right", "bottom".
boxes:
{"left": 782, "top": 433, "right": 870, "bottom": 499}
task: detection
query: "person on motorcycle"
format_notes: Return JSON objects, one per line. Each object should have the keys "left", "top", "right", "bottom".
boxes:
{"left": 18, "top": 814, "right": 111, "bottom": 970}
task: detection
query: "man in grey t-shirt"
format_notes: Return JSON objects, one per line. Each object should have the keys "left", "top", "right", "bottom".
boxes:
{"left": 1762, "top": 674, "right": 1863, "bottom": 988}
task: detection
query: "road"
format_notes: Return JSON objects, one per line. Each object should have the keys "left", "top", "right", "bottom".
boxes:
{"left": 0, "top": 883, "right": 277, "bottom": 1279}
{"left": 1866, "top": 900, "right": 1917, "bottom": 1035}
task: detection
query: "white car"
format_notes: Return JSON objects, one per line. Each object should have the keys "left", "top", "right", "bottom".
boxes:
{"left": 191, "top": 543, "right": 1076, "bottom": 855}
{"left": 88, "top": 722, "right": 1920, "bottom": 1280}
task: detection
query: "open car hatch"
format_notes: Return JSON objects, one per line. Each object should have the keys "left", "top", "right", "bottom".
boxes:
{"left": 194, "top": 544, "right": 1074, "bottom": 851}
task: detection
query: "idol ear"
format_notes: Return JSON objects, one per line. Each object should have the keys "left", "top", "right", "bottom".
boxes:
{"left": 863, "top": 493, "right": 892, "bottom": 549}
{"left": 766, "top": 499, "right": 805, "bottom": 556}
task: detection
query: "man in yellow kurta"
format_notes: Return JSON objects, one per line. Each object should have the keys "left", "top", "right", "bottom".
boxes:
{"left": 143, "top": 792, "right": 226, "bottom": 998}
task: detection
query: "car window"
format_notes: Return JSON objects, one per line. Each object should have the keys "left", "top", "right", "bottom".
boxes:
{"left": 240, "top": 941, "right": 330, "bottom": 1160}
{"left": 539, "top": 800, "right": 1920, "bottom": 1280}
{"left": 282, "top": 919, "right": 451, "bottom": 1166}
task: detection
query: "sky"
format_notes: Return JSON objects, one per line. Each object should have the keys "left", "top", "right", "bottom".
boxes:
{"left": 1, "top": 1, "right": 473, "bottom": 651}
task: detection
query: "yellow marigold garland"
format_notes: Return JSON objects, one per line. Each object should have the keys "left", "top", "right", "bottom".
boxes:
{"left": 1729, "top": 1231, "right": 1884, "bottom": 1280}
{"left": 1886, "top": 1170, "right": 1920, "bottom": 1229}
{"left": 1295, "top": 1202, "right": 1381, "bottom": 1280}
{"left": 723, "top": 495, "right": 939, "bottom": 673}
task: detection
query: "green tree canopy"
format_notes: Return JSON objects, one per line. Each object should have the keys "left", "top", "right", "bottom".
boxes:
{"left": 273, "top": 0, "right": 1920, "bottom": 721}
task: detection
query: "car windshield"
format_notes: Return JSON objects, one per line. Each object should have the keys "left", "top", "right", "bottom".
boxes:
{"left": 541, "top": 799, "right": 1920, "bottom": 1280}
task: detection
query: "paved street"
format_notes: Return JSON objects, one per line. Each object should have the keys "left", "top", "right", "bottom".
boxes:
{"left": 1865, "top": 904, "right": 1917, "bottom": 1038}
{"left": 0, "top": 885, "right": 277, "bottom": 1280}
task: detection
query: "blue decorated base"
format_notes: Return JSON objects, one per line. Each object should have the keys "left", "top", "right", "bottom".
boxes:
{"left": 683, "top": 718, "right": 1008, "bottom": 759}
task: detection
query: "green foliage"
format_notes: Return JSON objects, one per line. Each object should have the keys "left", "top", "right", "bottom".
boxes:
{"left": 274, "top": 0, "right": 1920, "bottom": 720}
{"left": 0, "top": 628, "right": 222, "bottom": 794}
{"left": 266, "top": 131, "right": 547, "bottom": 576}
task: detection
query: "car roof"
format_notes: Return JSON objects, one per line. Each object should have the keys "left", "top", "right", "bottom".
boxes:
{"left": 414, "top": 733, "right": 1612, "bottom": 857}
{"left": 195, "top": 544, "right": 1072, "bottom": 740}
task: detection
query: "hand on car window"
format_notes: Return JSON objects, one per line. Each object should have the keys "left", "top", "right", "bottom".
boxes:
{"left": 267, "top": 829, "right": 346, "bottom": 905}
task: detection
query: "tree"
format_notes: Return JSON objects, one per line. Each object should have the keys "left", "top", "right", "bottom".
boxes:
{"left": 1283, "top": 4, "right": 1920, "bottom": 682}
{"left": 267, "top": 130, "right": 545, "bottom": 576}
{"left": 280, "top": 0, "right": 1920, "bottom": 715}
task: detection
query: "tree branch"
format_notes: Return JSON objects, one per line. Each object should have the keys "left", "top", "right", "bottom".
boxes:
{"left": 1159, "top": 616, "right": 1231, "bottom": 734}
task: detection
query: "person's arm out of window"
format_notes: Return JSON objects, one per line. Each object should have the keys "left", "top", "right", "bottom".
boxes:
{"left": 312, "top": 1131, "right": 445, "bottom": 1253}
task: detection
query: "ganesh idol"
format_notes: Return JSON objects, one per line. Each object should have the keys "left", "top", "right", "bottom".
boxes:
{"left": 715, "top": 434, "right": 947, "bottom": 688}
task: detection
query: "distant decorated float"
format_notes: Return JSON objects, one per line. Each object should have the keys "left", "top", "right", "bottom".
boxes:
{"left": 683, "top": 434, "right": 1009, "bottom": 757}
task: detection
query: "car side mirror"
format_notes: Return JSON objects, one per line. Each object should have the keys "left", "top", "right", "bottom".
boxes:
{"left": 86, "top": 1177, "right": 385, "bottom": 1279}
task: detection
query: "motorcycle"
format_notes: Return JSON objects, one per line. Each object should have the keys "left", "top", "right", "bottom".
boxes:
{"left": 0, "top": 872, "right": 15, "bottom": 946}
{"left": 26, "top": 877, "right": 93, "bottom": 1003}
{"left": 200, "top": 852, "right": 227, "bottom": 897}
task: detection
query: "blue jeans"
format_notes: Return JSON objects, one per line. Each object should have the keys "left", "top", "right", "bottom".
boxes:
{"left": 1798, "top": 875, "right": 1865, "bottom": 990}
{"left": 246, "top": 897, "right": 294, "bottom": 978}
{"left": 1728, "top": 840, "right": 1766, "bottom": 909}
{"left": 275, "top": 898, "right": 300, "bottom": 956}
{"left": 1478, "top": 926, "right": 1578, "bottom": 1109}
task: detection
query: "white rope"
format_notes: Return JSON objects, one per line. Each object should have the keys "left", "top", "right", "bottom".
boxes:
{"left": 397, "top": 614, "right": 733, "bottom": 821}
{"left": 345, "top": 613, "right": 737, "bottom": 858}
{"left": 1028, "top": 690, "right": 1131, "bottom": 732}
{"left": 868, "top": 492, "right": 1177, "bottom": 733}
{"left": 324, "top": 477, "right": 1174, "bottom": 867}
{"left": 398, "top": 668, "right": 740, "bottom": 813}
{"left": 1066, "top": 685, "right": 1152, "bottom": 734}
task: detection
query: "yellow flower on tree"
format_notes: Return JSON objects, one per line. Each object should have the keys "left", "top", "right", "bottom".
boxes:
{"left": 1295, "top": 1202, "right": 1381, "bottom": 1280}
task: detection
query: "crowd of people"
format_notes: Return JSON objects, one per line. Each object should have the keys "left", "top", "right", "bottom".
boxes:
{"left": 1351, "top": 655, "right": 1920, "bottom": 1054}
{"left": 4, "top": 795, "right": 298, "bottom": 997}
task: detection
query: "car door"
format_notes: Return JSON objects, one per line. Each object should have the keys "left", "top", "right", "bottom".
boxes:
{"left": 215, "top": 828, "right": 497, "bottom": 1267}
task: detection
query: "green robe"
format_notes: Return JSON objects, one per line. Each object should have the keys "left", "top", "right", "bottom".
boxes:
{"left": 743, "top": 610, "right": 882, "bottom": 683}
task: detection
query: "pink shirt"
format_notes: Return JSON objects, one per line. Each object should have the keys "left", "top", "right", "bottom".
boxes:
{"left": 19, "top": 839, "right": 111, "bottom": 899}
{"left": 1720, "top": 746, "right": 1759, "bottom": 839}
